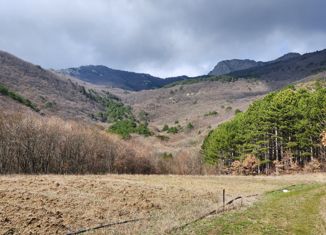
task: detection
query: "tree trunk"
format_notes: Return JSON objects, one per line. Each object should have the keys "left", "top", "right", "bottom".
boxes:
{"left": 275, "top": 127, "right": 279, "bottom": 161}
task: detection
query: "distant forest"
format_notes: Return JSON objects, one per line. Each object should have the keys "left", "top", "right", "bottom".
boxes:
{"left": 202, "top": 83, "right": 326, "bottom": 174}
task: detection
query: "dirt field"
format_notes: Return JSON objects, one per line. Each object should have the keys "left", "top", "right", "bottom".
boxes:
{"left": 1, "top": 174, "right": 325, "bottom": 235}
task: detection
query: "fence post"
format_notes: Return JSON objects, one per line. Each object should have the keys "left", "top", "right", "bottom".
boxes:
{"left": 223, "top": 189, "right": 225, "bottom": 211}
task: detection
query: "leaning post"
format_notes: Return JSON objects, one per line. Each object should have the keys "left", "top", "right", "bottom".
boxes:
{"left": 223, "top": 188, "right": 226, "bottom": 211}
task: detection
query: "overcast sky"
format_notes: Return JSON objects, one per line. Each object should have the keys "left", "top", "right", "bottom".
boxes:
{"left": 0, "top": 0, "right": 325, "bottom": 77}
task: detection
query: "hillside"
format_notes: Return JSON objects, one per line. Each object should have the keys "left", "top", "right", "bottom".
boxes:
{"left": 59, "top": 65, "right": 190, "bottom": 91}
{"left": 0, "top": 51, "right": 108, "bottom": 120}
{"left": 119, "top": 79, "right": 271, "bottom": 158}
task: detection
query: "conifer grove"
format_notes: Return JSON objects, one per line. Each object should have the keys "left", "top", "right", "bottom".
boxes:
{"left": 202, "top": 83, "right": 326, "bottom": 174}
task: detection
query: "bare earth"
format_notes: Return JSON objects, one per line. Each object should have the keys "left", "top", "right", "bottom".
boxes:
{"left": 0, "top": 174, "right": 325, "bottom": 235}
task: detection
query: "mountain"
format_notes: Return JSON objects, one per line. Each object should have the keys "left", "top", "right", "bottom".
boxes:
{"left": 167, "top": 50, "right": 325, "bottom": 88}
{"left": 208, "top": 59, "right": 263, "bottom": 76}
{"left": 272, "top": 52, "right": 301, "bottom": 62}
{"left": 59, "top": 65, "right": 190, "bottom": 91}
{"left": 0, "top": 50, "right": 108, "bottom": 120}
{"left": 229, "top": 49, "right": 326, "bottom": 87}
{"left": 209, "top": 52, "right": 302, "bottom": 76}
{"left": 60, "top": 51, "right": 306, "bottom": 91}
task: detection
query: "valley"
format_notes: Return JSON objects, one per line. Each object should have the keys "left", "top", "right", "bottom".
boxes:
{"left": 1, "top": 1, "right": 326, "bottom": 234}
{"left": 0, "top": 49, "right": 325, "bottom": 234}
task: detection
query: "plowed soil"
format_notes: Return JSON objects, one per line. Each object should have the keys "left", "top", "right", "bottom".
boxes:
{"left": 1, "top": 174, "right": 325, "bottom": 234}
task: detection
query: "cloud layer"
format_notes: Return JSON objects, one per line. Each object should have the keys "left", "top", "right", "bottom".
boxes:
{"left": 0, "top": 0, "right": 325, "bottom": 77}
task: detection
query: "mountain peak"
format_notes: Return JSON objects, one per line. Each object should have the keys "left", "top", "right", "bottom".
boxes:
{"left": 273, "top": 52, "right": 301, "bottom": 62}
{"left": 208, "top": 59, "right": 262, "bottom": 76}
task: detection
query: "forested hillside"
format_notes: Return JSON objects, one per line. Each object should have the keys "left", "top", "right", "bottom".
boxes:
{"left": 202, "top": 82, "right": 326, "bottom": 174}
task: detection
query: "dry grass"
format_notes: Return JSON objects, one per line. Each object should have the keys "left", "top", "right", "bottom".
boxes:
{"left": 1, "top": 174, "right": 325, "bottom": 235}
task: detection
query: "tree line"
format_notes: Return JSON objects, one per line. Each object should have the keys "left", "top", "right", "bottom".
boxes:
{"left": 202, "top": 84, "right": 326, "bottom": 174}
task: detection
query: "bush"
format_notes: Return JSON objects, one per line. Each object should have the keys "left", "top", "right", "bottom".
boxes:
{"left": 108, "top": 119, "right": 151, "bottom": 139}
{"left": 204, "top": 111, "right": 218, "bottom": 117}
{"left": 109, "top": 119, "right": 137, "bottom": 139}
{"left": 304, "top": 159, "right": 321, "bottom": 173}
{"left": 106, "top": 100, "right": 133, "bottom": 123}
{"left": 225, "top": 106, "right": 232, "bottom": 112}
{"left": 162, "top": 124, "right": 169, "bottom": 131}
{"left": 187, "top": 122, "right": 194, "bottom": 129}
{"left": 136, "top": 123, "right": 151, "bottom": 136}
{"left": 322, "top": 131, "right": 326, "bottom": 146}
{"left": 234, "top": 109, "right": 242, "bottom": 114}
{"left": 167, "top": 126, "right": 178, "bottom": 134}
{"left": 156, "top": 135, "right": 170, "bottom": 141}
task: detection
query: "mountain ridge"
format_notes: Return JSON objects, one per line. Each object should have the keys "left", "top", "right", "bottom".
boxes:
{"left": 208, "top": 52, "right": 301, "bottom": 76}
{"left": 58, "top": 65, "right": 190, "bottom": 91}
{"left": 59, "top": 51, "right": 309, "bottom": 91}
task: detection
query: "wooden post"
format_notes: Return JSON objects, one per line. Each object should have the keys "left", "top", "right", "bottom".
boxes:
{"left": 223, "top": 189, "right": 225, "bottom": 211}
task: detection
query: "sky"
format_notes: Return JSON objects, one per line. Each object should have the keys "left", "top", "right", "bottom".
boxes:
{"left": 0, "top": 0, "right": 325, "bottom": 77}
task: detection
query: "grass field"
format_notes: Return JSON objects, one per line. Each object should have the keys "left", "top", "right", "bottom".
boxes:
{"left": 175, "top": 184, "right": 326, "bottom": 235}
{"left": 0, "top": 174, "right": 325, "bottom": 234}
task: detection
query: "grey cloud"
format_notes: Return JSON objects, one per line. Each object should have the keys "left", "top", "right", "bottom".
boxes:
{"left": 0, "top": 0, "right": 325, "bottom": 77}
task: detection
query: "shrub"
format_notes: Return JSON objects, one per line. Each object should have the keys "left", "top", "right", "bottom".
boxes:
{"left": 234, "top": 109, "right": 242, "bottom": 114}
{"left": 303, "top": 159, "right": 321, "bottom": 173}
{"left": 136, "top": 123, "right": 151, "bottom": 136}
{"left": 162, "top": 124, "right": 169, "bottom": 131}
{"left": 167, "top": 126, "right": 178, "bottom": 134}
{"left": 187, "top": 122, "right": 194, "bottom": 129}
{"left": 138, "top": 110, "right": 150, "bottom": 123}
{"left": 109, "top": 119, "right": 137, "bottom": 139}
{"left": 106, "top": 100, "right": 133, "bottom": 123}
{"left": 156, "top": 135, "right": 170, "bottom": 141}
{"left": 225, "top": 106, "right": 232, "bottom": 112}
{"left": 204, "top": 111, "right": 218, "bottom": 117}
{"left": 322, "top": 131, "right": 326, "bottom": 146}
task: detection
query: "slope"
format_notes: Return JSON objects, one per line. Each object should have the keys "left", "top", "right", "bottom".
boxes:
{"left": 0, "top": 50, "right": 108, "bottom": 120}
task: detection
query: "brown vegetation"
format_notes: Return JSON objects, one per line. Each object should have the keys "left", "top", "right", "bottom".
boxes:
{"left": 322, "top": 131, "right": 326, "bottom": 146}
{"left": 0, "top": 111, "right": 152, "bottom": 174}
{"left": 230, "top": 155, "right": 260, "bottom": 175}
{"left": 0, "top": 111, "right": 205, "bottom": 174}
{"left": 0, "top": 50, "right": 105, "bottom": 120}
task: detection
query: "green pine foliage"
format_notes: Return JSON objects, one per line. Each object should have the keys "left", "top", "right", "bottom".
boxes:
{"left": 81, "top": 87, "right": 151, "bottom": 138}
{"left": 202, "top": 85, "right": 326, "bottom": 170}
{"left": 0, "top": 83, "right": 39, "bottom": 111}
{"left": 108, "top": 119, "right": 151, "bottom": 139}
{"left": 106, "top": 100, "right": 134, "bottom": 123}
